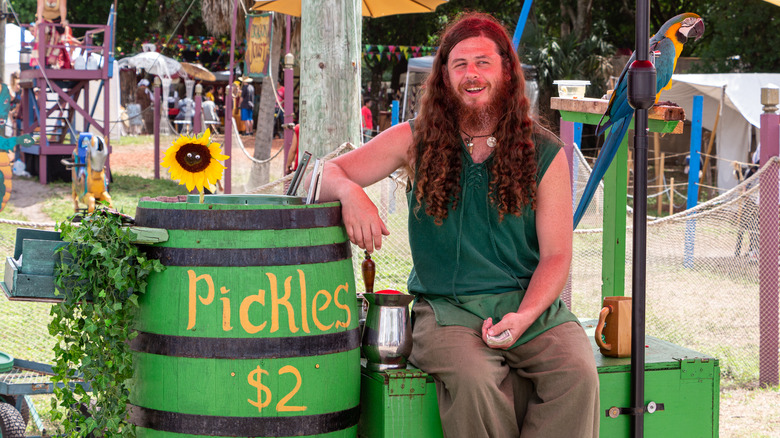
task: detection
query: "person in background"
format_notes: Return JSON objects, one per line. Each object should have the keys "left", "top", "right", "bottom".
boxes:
{"left": 284, "top": 123, "right": 300, "bottom": 175}
{"left": 230, "top": 80, "right": 242, "bottom": 134}
{"left": 313, "top": 12, "right": 599, "bottom": 437}
{"left": 8, "top": 72, "right": 21, "bottom": 137}
{"left": 273, "top": 80, "right": 285, "bottom": 139}
{"left": 215, "top": 86, "right": 225, "bottom": 124}
{"left": 175, "top": 96, "right": 195, "bottom": 133}
{"left": 33, "top": 0, "right": 72, "bottom": 68}
{"left": 361, "top": 97, "right": 373, "bottom": 143}
{"left": 239, "top": 76, "right": 255, "bottom": 136}
{"left": 135, "top": 78, "right": 153, "bottom": 135}
{"left": 205, "top": 85, "right": 215, "bottom": 102}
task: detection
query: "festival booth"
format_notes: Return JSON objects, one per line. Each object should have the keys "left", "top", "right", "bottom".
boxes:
{"left": 658, "top": 73, "right": 780, "bottom": 191}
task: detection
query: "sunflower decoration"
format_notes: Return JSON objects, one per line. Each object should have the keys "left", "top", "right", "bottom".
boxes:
{"left": 161, "top": 128, "right": 229, "bottom": 203}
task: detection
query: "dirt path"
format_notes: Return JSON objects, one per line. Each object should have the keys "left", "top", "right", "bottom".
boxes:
{"left": 6, "top": 177, "right": 68, "bottom": 223}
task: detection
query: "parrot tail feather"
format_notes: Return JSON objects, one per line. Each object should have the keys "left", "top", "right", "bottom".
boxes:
{"left": 573, "top": 116, "right": 632, "bottom": 229}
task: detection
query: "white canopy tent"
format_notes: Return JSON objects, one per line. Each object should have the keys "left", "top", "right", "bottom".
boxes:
{"left": 3, "top": 23, "right": 34, "bottom": 85}
{"left": 401, "top": 56, "right": 434, "bottom": 122}
{"left": 658, "top": 73, "right": 780, "bottom": 191}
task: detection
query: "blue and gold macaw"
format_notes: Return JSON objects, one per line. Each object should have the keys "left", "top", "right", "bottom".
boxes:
{"left": 573, "top": 13, "right": 705, "bottom": 228}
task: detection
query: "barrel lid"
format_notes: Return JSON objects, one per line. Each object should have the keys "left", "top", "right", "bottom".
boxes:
{"left": 186, "top": 194, "right": 304, "bottom": 205}
{"left": 0, "top": 351, "right": 14, "bottom": 373}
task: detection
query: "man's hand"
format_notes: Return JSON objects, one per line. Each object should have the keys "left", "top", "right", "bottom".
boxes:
{"left": 340, "top": 184, "right": 390, "bottom": 254}
{"left": 481, "top": 312, "right": 533, "bottom": 350}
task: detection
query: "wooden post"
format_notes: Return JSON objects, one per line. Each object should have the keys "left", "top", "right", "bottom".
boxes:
{"left": 0, "top": 0, "right": 6, "bottom": 81}
{"left": 684, "top": 96, "right": 703, "bottom": 269}
{"left": 602, "top": 129, "right": 628, "bottom": 299}
{"left": 300, "top": 0, "right": 361, "bottom": 159}
{"left": 668, "top": 177, "right": 674, "bottom": 216}
{"left": 559, "top": 117, "right": 574, "bottom": 309}
{"left": 223, "top": 0, "right": 239, "bottom": 194}
{"left": 759, "top": 86, "right": 779, "bottom": 388}
{"left": 282, "top": 15, "right": 294, "bottom": 177}
{"left": 154, "top": 77, "right": 161, "bottom": 180}
{"left": 653, "top": 132, "right": 660, "bottom": 191}
{"left": 657, "top": 152, "right": 665, "bottom": 216}
{"left": 687, "top": 95, "right": 703, "bottom": 210}
{"left": 700, "top": 86, "right": 725, "bottom": 198}
{"left": 194, "top": 85, "right": 202, "bottom": 134}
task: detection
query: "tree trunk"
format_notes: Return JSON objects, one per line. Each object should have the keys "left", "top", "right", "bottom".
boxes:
{"left": 299, "top": 0, "right": 361, "bottom": 159}
{"left": 560, "top": 0, "right": 593, "bottom": 42}
{"left": 246, "top": 13, "right": 285, "bottom": 191}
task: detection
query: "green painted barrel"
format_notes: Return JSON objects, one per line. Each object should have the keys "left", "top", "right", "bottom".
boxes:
{"left": 128, "top": 195, "right": 360, "bottom": 438}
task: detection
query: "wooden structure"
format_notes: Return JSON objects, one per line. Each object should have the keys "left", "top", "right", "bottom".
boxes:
{"left": 551, "top": 97, "right": 684, "bottom": 300}
{"left": 18, "top": 21, "right": 114, "bottom": 184}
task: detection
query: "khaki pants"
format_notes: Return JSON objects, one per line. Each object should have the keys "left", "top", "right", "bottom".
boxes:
{"left": 409, "top": 300, "right": 599, "bottom": 438}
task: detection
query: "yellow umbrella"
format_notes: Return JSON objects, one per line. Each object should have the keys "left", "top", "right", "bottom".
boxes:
{"left": 762, "top": 0, "right": 780, "bottom": 6}
{"left": 251, "top": 0, "right": 447, "bottom": 18}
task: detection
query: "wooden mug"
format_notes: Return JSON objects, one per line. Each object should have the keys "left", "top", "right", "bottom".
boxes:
{"left": 595, "top": 296, "right": 632, "bottom": 358}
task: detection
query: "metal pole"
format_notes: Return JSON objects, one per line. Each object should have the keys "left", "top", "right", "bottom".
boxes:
{"left": 627, "top": 0, "right": 654, "bottom": 436}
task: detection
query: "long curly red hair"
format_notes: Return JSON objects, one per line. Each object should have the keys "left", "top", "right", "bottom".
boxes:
{"left": 411, "top": 12, "right": 536, "bottom": 223}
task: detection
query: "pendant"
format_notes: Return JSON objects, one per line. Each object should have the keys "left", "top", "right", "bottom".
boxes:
{"left": 486, "top": 136, "right": 497, "bottom": 148}
{"left": 466, "top": 140, "right": 474, "bottom": 155}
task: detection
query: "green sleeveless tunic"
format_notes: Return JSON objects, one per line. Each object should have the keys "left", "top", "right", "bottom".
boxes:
{"left": 406, "top": 125, "right": 578, "bottom": 348}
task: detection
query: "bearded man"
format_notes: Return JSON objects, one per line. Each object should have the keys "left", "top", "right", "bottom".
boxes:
{"left": 317, "top": 12, "right": 599, "bottom": 437}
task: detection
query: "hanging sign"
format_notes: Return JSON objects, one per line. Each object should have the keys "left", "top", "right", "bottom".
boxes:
{"left": 245, "top": 13, "right": 273, "bottom": 78}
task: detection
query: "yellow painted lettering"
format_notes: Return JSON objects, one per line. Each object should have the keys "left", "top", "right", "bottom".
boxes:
{"left": 270, "top": 273, "right": 298, "bottom": 333}
{"left": 276, "top": 365, "right": 306, "bottom": 412}
{"left": 333, "top": 283, "right": 352, "bottom": 329}
{"left": 187, "top": 270, "right": 215, "bottom": 330}
{"left": 220, "top": 287, "right": 232, "bottom": 331}
{"left": 296, "top": 270, "right": 310, "bottom": 333}
{"left": 312, "top": 290, "right": 334, "bottom": 331}
{"left": 240, "top": 290, "right": 267, "bottom": 334}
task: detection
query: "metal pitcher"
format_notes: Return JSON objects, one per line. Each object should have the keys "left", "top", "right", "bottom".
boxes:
{"left": 361, "top": 292, "right": 414, "bottom": 371}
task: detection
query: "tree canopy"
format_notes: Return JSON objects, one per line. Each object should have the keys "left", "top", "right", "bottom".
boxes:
{"left": 9, "top": 0, "right": 777, "bottom": 74}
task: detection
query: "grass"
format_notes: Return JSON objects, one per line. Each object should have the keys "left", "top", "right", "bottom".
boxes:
{"left": 39, "top": 174, "right": 188, "bottom": 222}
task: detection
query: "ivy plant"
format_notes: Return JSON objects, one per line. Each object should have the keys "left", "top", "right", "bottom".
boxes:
{"left": 50, "top": 209, "right": 164, "bottom": 437}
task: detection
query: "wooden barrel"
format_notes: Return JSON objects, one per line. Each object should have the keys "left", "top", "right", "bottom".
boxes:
{"left": 128, "top": 195, "right": 360, "bottom": 438}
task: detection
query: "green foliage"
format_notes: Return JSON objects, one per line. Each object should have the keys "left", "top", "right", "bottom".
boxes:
{"left": 50, "top": 209, "right": 164, "bottom": 437}
{"left": 694, "top": 0, "right": 780, "bottom": 72}
{"left": 520, "top": 19, "right": 614, "bottom": 121}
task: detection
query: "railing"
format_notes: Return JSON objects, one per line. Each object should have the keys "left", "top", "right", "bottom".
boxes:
{"left": 19, "top": 22, "right": 113, "bottom": 78}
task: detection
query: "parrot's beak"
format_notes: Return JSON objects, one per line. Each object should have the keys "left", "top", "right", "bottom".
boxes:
{"left": 682, "top": 18, "right": 705, "bottom": 42}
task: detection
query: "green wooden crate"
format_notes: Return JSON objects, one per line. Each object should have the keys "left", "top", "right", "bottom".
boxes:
{"left": 1, "top": 228, "right": 66, "bottom": 300}
{"left": 358, "top": 361, "right": 443, "bottom": 438}
{"left": 582, "top": 320, "right": 720, "bottom": 437}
